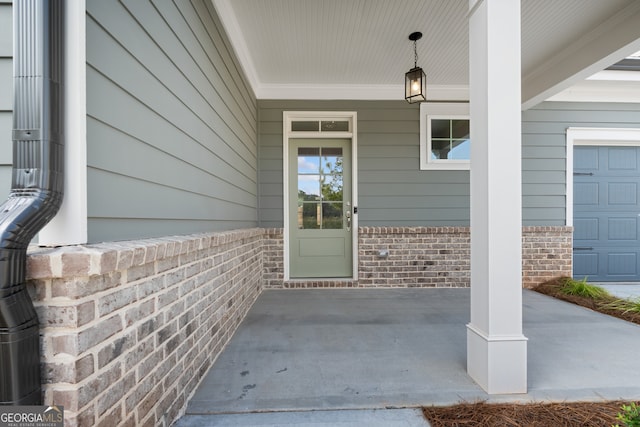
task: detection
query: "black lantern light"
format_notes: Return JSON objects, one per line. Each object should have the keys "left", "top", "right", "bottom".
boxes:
{"left": 405, "top": 32, "right": 426, "bottom": 103}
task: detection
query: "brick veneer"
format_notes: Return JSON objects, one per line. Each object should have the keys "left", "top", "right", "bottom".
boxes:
{"left": 359, "top": 226, "right": 470, "bottom": 287}
{"left": 263, "top": 226, "right": 572, "bottom": 288}
{"left": 26, "top": 229, "right": 263, "bottom": 427}
{"left": 522, "top": 226, "right": 573, "bottom": 288}
{"left": 23, "top": 225, "right": 571, "bottom": 426}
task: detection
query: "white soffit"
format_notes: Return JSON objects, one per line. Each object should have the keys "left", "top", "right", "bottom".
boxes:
{"left": 521, "top": 0, "right": 640, "bottom": 109}
{"left": 213, "top": 0, "right": 640, "bottom": 103}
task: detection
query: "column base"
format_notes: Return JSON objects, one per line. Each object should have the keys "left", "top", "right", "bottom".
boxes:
{"left": 467, "top": 323, "right": 528, "bottom": 394}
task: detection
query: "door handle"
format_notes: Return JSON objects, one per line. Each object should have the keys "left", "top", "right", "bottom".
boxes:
{"left": 345, "top": 202, "right": 352, "bottom": 232}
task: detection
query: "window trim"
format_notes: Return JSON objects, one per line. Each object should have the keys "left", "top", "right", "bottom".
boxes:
{"left": 420, "top": 102, "right": 470, "bottom": 170}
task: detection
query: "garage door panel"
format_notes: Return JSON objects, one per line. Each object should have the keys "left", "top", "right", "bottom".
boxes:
{"left": 573, "top": 252, "right": 599, "bottom": 277}
{"left": 608, "top": 147, "right": 637, "bottom": 170}
{"left": 574, "top": 145, "right": 640, "bottom": 281}
{"left": 574, "top": 146, "right": 599, "bottom": 170}
{"left": 608, "top": 182, "right": 637, "bottom": 205}
{"left": 608, "top": 217, "right": 637, "bottom": 241}
{"left": 574, "top": 217, "right": 599, "bottom": 240}
{"left": 574, "top": 182, "right": 599, "bottom": 205}
{"left": 608, "top": 252, "right": 638, "bottom": 276}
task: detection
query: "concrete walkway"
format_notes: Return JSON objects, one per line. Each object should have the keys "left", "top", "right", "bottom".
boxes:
{"left": 175, "top": 288, "right": 640, "bottom": 426}
{"left": 596, "top": 282, "right": 640, "bottom": 300}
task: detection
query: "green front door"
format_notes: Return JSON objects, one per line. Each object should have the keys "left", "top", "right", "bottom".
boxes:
{"left": 289, "top": 139, "right": 352, "bottom": 278}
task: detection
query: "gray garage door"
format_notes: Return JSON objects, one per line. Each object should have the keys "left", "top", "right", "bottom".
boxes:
{"left": 574, "top": 146, "right": 640, "bottom": 281}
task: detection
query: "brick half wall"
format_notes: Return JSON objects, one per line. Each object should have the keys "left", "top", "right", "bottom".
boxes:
{"left": 26, "top": 229, "right": 263, "bottom": 427}
{"left": 264, "top": 226, "right": 572, "bottom": 288}
{"left": 522, "top": 226, "right": 573, "bottom": 288}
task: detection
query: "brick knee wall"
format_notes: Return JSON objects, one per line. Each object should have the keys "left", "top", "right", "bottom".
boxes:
{"left": 522, "top": 226, "right": 573, "bottom": 288}
{"left": 26, "top": 229, "right": 263, "bottom": 427}
{"left": 263, "top": 226, "right": 573, "bottom": 288}
{"left": 359, "top": 227, "right": 471, "bottom": 287}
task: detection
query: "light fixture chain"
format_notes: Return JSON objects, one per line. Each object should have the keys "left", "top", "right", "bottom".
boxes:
{"left": 413, "top": 39, "right": 418, "bottom": 68}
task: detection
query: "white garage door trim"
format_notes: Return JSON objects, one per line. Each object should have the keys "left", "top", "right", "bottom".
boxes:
{"left": 566, "top": 127, "right": 640, "bottom": 227}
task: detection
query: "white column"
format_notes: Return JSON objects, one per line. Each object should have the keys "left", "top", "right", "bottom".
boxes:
{"left": 467, "top": 0, "right": 527, "bottom": 394}
{"left": 39, "top": 0, "right": 87, "bottom": 245}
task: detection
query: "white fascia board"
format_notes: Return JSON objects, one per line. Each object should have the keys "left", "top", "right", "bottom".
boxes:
{"left": 522, "top": 1, "right": 640, "bottom": 110}
{"left": 588, "top": 70, "right": 640, "bottom": 82}
{"left": 547, "top": 80, "right": 640, "bottom": 103}
{"left": 257, "top": 84, "right": 468, "bottom": 101}
{"left": 211, "top": 0, "right": 260, "bottom": 99}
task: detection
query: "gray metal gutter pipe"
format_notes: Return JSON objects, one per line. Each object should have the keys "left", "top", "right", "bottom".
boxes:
{"left": 0, "top": 0, "right": 64, "bottom": 405}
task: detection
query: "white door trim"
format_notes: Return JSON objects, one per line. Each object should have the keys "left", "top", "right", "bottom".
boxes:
{"left": 283, "top": 111, "right": 358, "bottom": 280}
{"left": 566, "top": 127, "right": 640, "bottom": 227}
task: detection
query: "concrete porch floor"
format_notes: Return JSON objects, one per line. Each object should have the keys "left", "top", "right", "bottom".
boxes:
{"left": 175, "top": 288, "right": 640, "bottom": 426}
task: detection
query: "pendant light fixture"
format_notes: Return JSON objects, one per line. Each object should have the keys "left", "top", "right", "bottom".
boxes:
{"left": 405, "top": 32, "right": 426, "bottom": 103}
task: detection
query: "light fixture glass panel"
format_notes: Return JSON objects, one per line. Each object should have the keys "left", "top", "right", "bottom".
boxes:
{"left": 405, "top": 67, "right": 426, "bottom": 103}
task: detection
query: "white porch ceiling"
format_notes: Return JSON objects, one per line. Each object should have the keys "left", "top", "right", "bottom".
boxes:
{"left": 213, "top": 0, "right": 640, "bottom": 106}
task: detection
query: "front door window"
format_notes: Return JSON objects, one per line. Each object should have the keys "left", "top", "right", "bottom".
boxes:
{"left": 297, "top": 147, "right": 344, "bottom": 230}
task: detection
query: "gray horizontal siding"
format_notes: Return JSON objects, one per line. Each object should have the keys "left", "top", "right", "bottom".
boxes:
{"left": 258, "top": 100, "right": 471, "bottom": 227}
{"left": 0, "top": 56, "right": 10, "bottom": 111}
{"left": 0, "top": 1, "right": 11, "bottom": 203}
{"left": 86, "top": 0, "right": 257, "bottom": 243}
{"left": 0, "top": 110, "right": 10, "bottom": 201}
{"left": 522, "top": 101, "right": 640, "bottom": 225}
{"left": 0, "top": 2, "right": 10, "bottom": 57}
{"left": 260, "top": 100, "right": 640, "bottom": 228}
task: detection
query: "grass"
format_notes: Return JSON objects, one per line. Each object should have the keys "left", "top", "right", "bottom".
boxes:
{"left": 601, "top": 298, "right": 640, "bottom": 315}
{"left": 559, "top": 276, "right": 612, "bottom": 299}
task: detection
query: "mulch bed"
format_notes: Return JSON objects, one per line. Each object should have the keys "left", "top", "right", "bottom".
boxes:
{"left": 533, "top": 277, "right": 640, "bottom": 326}
{"left": 422, "top": 400, "right": 626, "bottom": 426}
{"left": 421, "top": 277, "right": 640, "bottom": 426}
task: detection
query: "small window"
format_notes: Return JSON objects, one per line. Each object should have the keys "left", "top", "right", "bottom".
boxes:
{"left": 420, "top": 103, "right": 470, "bottom": 170}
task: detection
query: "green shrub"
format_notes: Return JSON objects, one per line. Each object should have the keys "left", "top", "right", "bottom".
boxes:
{"left": 615, "top": 402, "right": 640, "bottom": 427}
{"left": 559, "top": 277, "right": 611, "bottom": 299}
